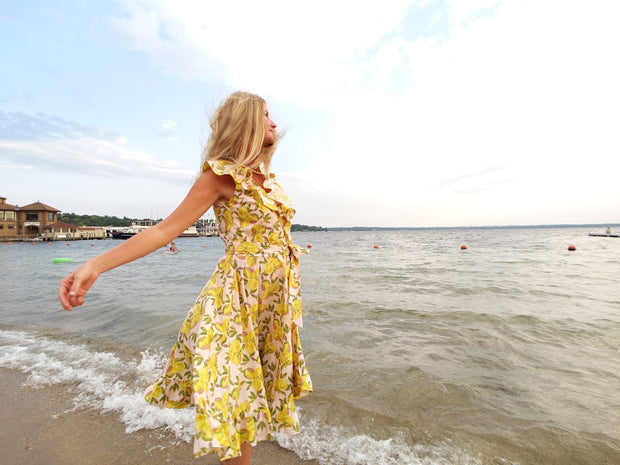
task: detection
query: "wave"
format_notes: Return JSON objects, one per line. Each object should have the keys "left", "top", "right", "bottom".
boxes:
{"left": 0, "top": 329, "right": 195, "bottom": 441}
{"left": 0, "top": 328, "right": 484, "bottom": 465}
{"left": 277, "top": 419, "right": 482, "bottom": 465}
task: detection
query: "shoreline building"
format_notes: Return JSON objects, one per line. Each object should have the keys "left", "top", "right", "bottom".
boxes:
{"left": 41, "top": 221, "right": 107, "bottom": 241}
{"left": 1, "top": 196, "right": 218, "bottom": 241}
{"left": 0, "top": 196, "right": 61, "bottom": 241}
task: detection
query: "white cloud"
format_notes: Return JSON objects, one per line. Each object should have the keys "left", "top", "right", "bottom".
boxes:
{"left": 289, "top": 0, "right": 620, "bottom": 225}
{"left": 0, "top": 110, "right": 194, "bottom": 183}
{"left": 446, "top": 0, "right": 501, "bottom": 27}
{"left": 158, "top": 119, "right": 179, "bottom": 140}
{"left": 110, "top": 0, "right": 413, "bottom": 106}
{"left": 162, "top": 119, "right": 177, "bottom": 130}
{"left": 0, "top": 137, "right": 194, "bottom": 182}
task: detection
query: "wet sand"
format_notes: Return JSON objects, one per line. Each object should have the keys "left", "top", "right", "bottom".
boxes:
{"left": 0, "top": 368, "right": 318, "bottom": 465}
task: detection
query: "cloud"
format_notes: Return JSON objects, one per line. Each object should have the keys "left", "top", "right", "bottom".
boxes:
{"left": 157, "top": 119, "right": 179, "bottom": 140}
{"left": 434, "top": 165, "right": 513, "bottom": 194}
{"left": 109, "top": 0, "right": 414, "bottom": 107}
{"left": 0, "top": 111, "right": 194, "bottom": 183}
{"left": 0, "top": 110, "right": 104, "bottom": 140}
{"left": 162, "top": 119, "right": 177, "bottom": 130}
{"left": 294, "top": 0, "right": 620, "bottom": 215}
{"left": 446, "top": 0, "right": 501, "bottom": 28}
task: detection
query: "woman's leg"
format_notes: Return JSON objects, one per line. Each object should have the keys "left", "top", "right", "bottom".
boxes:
{"left": 220, "top": 443, "right": 252, "bottom": 465}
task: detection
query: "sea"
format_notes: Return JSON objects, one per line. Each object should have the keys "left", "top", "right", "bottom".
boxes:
{"left": 1, "top": 227, "right": 618, "bottom": 465}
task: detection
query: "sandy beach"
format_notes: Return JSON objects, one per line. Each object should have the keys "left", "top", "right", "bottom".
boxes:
{"left": 0, "top": 368, "right": 319, "bottom": 465}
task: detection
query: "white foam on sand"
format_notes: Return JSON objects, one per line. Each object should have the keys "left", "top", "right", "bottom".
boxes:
{"left": 1, "top": 329, "right": 481, "bottom": 465}
{"left": 0, "top": 329, "right": 195, "bottom": 442}
{"left": 276, "top": 417, "right": 482, "bottom": 465}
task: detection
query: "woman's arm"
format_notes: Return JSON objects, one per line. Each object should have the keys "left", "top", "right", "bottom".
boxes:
{"left": 59, "top": 168, "right": 234, "bottom": 310}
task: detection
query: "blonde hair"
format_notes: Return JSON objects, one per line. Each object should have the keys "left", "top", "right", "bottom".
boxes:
{"left": 201, "top": 91, "right": 280, "bottom": 174}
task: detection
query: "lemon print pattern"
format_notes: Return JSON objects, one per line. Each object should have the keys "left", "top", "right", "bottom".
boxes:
{"left": 144, "top": 159, "right": 312, "bottom": 461}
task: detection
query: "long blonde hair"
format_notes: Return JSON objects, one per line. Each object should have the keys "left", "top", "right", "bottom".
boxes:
{"left": 201, "top": 91, "right": 280, "bottom": 174}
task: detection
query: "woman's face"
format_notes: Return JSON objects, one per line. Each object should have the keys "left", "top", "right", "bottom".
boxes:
{"left": 263, "top": 106, "right": 277, "bottom": 146}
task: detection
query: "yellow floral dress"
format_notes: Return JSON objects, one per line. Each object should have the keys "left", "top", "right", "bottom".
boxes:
{"left": 144, "top": 159, "right": 313, "bottom": 460}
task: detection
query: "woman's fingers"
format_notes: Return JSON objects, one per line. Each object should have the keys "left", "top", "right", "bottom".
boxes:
{"left": 59, "top": 274, "right": 77, "bottom": 311}
{"left": 59, "top": 266, "right": 93, "bottom": 311}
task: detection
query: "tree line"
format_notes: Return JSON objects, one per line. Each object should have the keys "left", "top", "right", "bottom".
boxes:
{"left": 59, "top": 213, "right": 326, "bottom": 231}
{"left": 290, "top": 224, "right": 326, "bottom": 231}
{"left": 59, "top": 213, "right": 142, "bottom": 227}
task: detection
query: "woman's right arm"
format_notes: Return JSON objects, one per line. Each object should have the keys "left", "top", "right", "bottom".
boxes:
{"left": 58, "top": 168, "right": 235, "bottom": 311}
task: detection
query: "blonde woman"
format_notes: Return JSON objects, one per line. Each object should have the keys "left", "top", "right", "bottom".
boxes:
{"left": 59, "top": 91, "right": 313, "bottom": 464}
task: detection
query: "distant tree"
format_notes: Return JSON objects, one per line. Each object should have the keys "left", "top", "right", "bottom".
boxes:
{"left": 291, "top": 224, "right": 326, "bottom": 232}
{"left": 58, "top": 213, "right": 134, "bottom": 227}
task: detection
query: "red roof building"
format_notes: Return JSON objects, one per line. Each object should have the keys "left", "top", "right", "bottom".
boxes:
{"left": 0, "top": 196, "right": 61, "bottom": 240}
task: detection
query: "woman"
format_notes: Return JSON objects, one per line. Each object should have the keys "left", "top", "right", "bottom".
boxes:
{"left": 59, "top": 91, "right": 313, "bottom": 464}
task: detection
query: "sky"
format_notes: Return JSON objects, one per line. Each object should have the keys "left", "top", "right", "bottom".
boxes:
{"left": 1, "top": 0, "right": 619, "bottom": 228}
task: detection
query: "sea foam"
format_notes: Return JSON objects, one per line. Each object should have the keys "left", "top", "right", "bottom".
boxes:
{"left": 1, "top": 329, "right": 482, "bottom": 465}
{"left": 0, "top": 329, "right": 195, "bottom": 442}
{"left": 276, "top": 417, "right": 482, "bottom": 465}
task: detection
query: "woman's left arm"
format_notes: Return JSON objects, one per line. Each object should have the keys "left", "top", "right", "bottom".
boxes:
{"left": 59, "top": 169, "right": 234, "bottom": 310}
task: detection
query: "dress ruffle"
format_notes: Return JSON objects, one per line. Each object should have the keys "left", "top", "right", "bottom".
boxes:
{"left": 204, "top": 159, "right": 295, "bottom": 219}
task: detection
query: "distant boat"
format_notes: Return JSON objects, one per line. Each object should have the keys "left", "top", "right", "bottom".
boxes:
{"left": 178, "top": 226, "right": 199, "bottom": 237}
{"left": 589, "top": 233, "right": 620, "bottom": 238}
{"left": 111, "top": 221, "right": 154, "bottom": 239}
{"left": 111, "top": 230, "right": 138, "bottom": 239}
{"left": 111, "top": 221, "right": 199, "bottom": 239}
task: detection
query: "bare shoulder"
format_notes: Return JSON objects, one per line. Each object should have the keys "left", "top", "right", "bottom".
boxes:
{"left": 197, "top": 167, "right": 236, "bottom": 202}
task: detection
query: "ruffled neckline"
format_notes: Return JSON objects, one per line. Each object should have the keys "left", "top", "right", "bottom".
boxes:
{"left": 205, "top": 159, "right": 294, "bottom": 217}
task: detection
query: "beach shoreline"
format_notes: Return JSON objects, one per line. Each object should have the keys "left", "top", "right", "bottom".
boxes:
{"left": 0, "top": 368, "right": 318, "bottom": 465}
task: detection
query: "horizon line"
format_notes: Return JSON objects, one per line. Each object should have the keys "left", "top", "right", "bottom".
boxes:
{"left": 321, "top": 223, "right": 620, "bottom": 230}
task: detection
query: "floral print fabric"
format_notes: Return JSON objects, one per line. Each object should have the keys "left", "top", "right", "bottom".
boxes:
{"left": 144, "top": 159, "right": 312, "bottom": 460}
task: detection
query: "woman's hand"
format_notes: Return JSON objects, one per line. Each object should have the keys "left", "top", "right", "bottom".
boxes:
{"left": 58, "top": 262, "right": 102, "bottom": 311}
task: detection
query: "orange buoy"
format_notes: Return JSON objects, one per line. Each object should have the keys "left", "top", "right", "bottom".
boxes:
{"left": 66, "top": 242, "right": 71, "bottom": 246}
{"left": 202, "top": 244, "right": 207, "bottom": 247}
{"left": 568, "top": 244, "right": 576, "bottom": 251}
{"left": 461, "top": 244, "right": 467, "bottom": 250}
{"left": 48, "top": 242, "right": 52, "bottom": 246}
{"left": 32, "top": 242, "right": 36, "bottom": 245}
{"left": 7, "top": 242, "right": 12, "bottom": 245}
{"left": 20, "top": 242, "right": 24, "bottom": 245}
{"left": 373, "top": 245, "right": 379, "bottom": 249}
{"left": 307, "top": 244, "right": 312, "bottom": 249}
{"left": 91, "top": 243, "right": 95, "bottom": 246}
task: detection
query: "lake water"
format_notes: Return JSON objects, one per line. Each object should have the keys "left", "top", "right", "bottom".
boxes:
{"left": 1, "top": 227, "right": 618, "bottom": 465}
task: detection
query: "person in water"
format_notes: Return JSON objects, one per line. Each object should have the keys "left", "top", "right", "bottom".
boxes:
{"left": 58, "top": 91, "right": 312, "bottom": 464}
{"left": 169, "top": 241, "right": 178, "bottom": 252}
